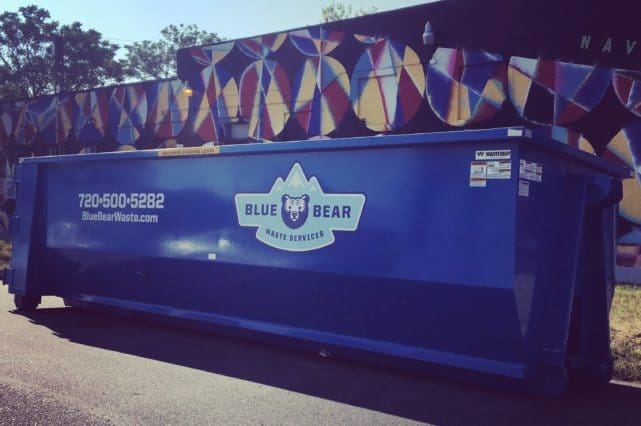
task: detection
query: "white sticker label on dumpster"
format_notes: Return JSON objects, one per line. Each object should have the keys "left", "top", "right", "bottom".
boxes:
{"left": 475, "top": 150, "right": 511, "bottom": 160}
{"left": 469, "top": 161, "right": 487, "bottom": 187}
{"left": 507, "top": 128, "right": 523, "bottom": 137}
{"left": 519, "top": 160, "right": 543, "bottom": 182}
{"left": 235, "top": 163, "right": 366, "bottom": 252}
{"left": 518, "top": 180, "right": 530, "bottom": 197}
{"left": 535, "top": 164, "right": 543, "bottom": 182}
{"left": 157, "top": 146, "right": 220, "bottom": 157}
{"left": 486, "top": 160, "right": 512, "bottom": 179}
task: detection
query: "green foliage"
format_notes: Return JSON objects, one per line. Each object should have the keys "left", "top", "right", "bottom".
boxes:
{"left": 0, "top": 6, "right": 58, "bottom": 98}
{"left": 0, "top": 5, "right": 124, "bottom": 99}
{"left": 124, "top": 24, "right": 223, "bottom": 80}
{"left": 322, "top": 1, "right": 378, "bottom": 23}
{"left": 57, "top": 22, "right": 125, "bottom": 92}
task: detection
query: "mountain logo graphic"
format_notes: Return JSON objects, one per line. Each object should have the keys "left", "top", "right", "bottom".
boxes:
{"left": 234, "top": 163, "right": 366, "bottom": 251}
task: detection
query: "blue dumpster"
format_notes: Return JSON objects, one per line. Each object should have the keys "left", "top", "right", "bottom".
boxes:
{"left": 2, "top": 127, "right": 630, "bottom": 396}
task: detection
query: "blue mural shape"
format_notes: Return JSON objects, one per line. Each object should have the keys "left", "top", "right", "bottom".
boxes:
{"left": 426, "top": 48, "right": 506, "bottom": 126}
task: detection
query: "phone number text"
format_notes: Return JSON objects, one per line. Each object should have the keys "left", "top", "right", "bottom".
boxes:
{"left": 78, "top": 193, "right": 165, "bottom": 209}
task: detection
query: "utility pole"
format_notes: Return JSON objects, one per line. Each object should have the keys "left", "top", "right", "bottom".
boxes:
{"left": 53, "top": 32, "right": 64, "bottom": 92}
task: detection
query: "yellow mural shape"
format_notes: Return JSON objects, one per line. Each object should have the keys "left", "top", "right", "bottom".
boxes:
{"left": 608, "top": 129, "right": 641, "bottom": 225}
{"left": 240, "top": 60, "right": 290, "bottom": 141}
{"left": 193, "top": 65, "right": 239, "bottom": 141}
{"left": 507, "top": 66, "right": 533, "bottom": 115}
{"left": 352, "top": 41, "right": 425, "bottom": 132}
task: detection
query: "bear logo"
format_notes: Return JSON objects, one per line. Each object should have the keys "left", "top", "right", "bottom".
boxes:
{"left": 281, "top": 194, "right": 309, "bottom": 229}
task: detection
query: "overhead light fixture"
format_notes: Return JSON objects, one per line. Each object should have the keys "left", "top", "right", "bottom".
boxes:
{"left": 423, "top": 21, "right": 435, "bottom": 46}
{"left": 182, "top": 81, "right": 193, "bottom": 97}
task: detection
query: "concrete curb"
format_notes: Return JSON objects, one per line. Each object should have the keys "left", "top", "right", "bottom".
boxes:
{"left": 610, "top": 379, "right": 641, "bottom": 389}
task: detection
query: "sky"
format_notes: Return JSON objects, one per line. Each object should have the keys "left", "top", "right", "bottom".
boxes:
{"left": 2, "top": 0, "right": 430, "bottom": 49}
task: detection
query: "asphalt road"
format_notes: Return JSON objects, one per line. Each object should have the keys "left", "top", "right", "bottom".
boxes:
{"left": 1, "top": 285, "right": 641, "bottom": 425}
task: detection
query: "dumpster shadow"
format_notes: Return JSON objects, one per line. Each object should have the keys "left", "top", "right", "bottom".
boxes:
{"left": 16, "top": 306, "right": 641, "bottom": 425}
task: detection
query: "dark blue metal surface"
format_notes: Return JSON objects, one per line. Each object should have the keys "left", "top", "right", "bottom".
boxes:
{"left": 4, "top": 127, "right": 629, "bottom": 396}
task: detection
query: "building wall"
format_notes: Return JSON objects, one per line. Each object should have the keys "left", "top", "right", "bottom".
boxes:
{"left": 2, "top": 0, "right": 641, "bottom": 266}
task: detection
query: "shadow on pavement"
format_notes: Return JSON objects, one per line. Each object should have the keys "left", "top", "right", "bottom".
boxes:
{"left": 15, "top": 306, "right": 641, "bottom": 425}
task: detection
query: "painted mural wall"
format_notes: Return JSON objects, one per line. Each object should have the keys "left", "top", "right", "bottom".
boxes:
{"left": 1, "top": 0, "right": 641, "bottom": 268}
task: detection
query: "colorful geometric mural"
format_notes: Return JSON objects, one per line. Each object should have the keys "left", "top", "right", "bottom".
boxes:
{"left": 109, "top": 85, "right": 148, "bottom": 146}
{"left": 55, "top": 96, "right": 74, "bottom": 145}
{"left": 12, "top": 101, "right": 37, "bottom": 146}
{"left": 350, "top": 39, "right": 425, "bottom": 132}
{"left": 240, "top": 60, "right": 291, "bottom": 141}
{"left": 0, "top": 104, "right": 11, "bottom": 147}
{"left": 72, "top": 90, "right": 110, "bottom": 146}
{"left": 0, "top": 104, "right": 14, "bottom": 228}
{"left": 290, "top": 29, "right": 349, "bottom": 137}
{"left": 188, "top": 42, "right": 235, "bottom": 67}
{"left": 147, "top": 79, "right": 190, "bottom": 139}
{"left": 29, "top": 97, "right": 60, "bottom": 145}
{"left": 508, "top": 57, "right": 612, "bottom": 126}
{"left": 353, "top": 34, "right": 383, "bottom": 45}
{"left": 237, "top": 34, "right": 290, "bottom": 141}
{"left": 192, "top": 66, "right": 239, "bottom": 142}
{"left": 0, "top": 150, "right": 13, "bottom": 232}
{"left": 426, "top": 48, "right": 506, "bottom": 127}
{"left": 192, "top": 68, "right": 238, "bottom": 142}
{"left": 237, "top": 34, "right": 287, "bottom": 60}
{"left": 186, "top": 42, "right": 237, "bottom": 143}
{"left": 289, "top": 28, "right": 344, "bottom": 56}
{"left": 607, "top": 122, "right": 641, "bottom": 229}
{"left": 613, "top": 70, "right": 641, "bottom": 117}
{"left": 534, "top": 126, "right": 595, "bottom": 154}
{"left": 291, "top": 56, "right": 350, "bottom": 137}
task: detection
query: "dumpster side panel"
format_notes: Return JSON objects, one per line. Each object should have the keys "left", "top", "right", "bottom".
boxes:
{"left": 511, "top": 143, "right": 626, "bottom": 393}
{"left": 567, "top": 175, "right": 621, "bottom": 383}
{"left": 33, "top": 139, "right": 531, "bottom": 371}
{"left": 7, "top": 164, "right": 43, "bottom": 296}
{"left": 44, "top": 254, "right": 526, "bottom": 369}
{"left": 43, "top": 144, "right": 518, "bottom": 287}
{"left": 514, "top": 146, "right": 591, "bottom": 375}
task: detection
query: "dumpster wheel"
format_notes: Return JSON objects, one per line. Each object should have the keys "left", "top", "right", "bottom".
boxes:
{"left": 14, "top": 294, "right": 41, "bottom": 311}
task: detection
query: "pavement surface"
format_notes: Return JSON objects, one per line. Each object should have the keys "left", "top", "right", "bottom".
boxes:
{"left": 1, "top": 285, "right": 641, "bottom": 425}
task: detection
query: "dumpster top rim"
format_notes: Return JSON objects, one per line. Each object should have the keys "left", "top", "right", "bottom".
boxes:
{"left": 18, "top": 127, "right": 632, "bottom": 178}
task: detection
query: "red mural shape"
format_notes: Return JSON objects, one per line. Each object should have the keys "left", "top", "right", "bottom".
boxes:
{"left": 613, "top": 70, "right": 641, "bottom": 117}
{"left": 508, "top": 57, "right": 612, "bottom": 126}
{"left": 426, "top": 48, "right": 507, "bottom": 127}
{"left": 240, "top": 60, "right": 291, "bottom": 141}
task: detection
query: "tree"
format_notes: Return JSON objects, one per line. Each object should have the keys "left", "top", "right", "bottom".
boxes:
{"left": 322, "top": 1, "right": 378, "bottom": 22}
{"left": 0, "top": 6, "right": 57, "bottom": 99}
{"left": 57, "top": 22, "right": 125, "bottom": 92}
{"left": 125, "top": 24, "right": 224, "bottom": 80}
{"left": 0, "top": 5, "right": 124, "bottom": 99}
